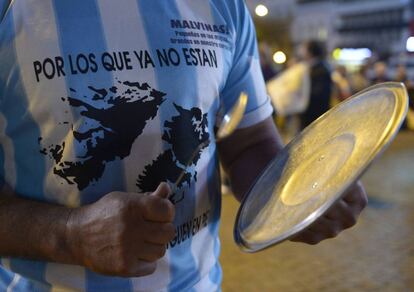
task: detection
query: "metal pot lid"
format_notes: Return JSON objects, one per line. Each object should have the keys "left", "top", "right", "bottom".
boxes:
{"left": 234, "top": 82, "right": 409, "bottom": 252}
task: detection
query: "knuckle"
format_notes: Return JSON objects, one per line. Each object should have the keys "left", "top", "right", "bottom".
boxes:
{"left": 117, "top": 266, "right": 130, "bottom": 276}
{"left": 361, "top": 195, "right": 369, "bottom": 209}
{"left": 111, "top": 192, "right": 128, "bottom": 205}
{"left": 119, "top": 210, "right": 130, "bottom": 226}
{"left": 146, "top": 264, "right": 157, "bottom": 276}
{"left": 102, "top": 192, "right": 120, "bottom": 207}
{"left": 340, "top": 207, "right": 357, "bottom": 226}
{"left": 118, "top": 204, "right": 139, "bottom": 229}
{"left": 307, "top": 237, "right": 321, "bottom": 245}
{"left": 114, "top": 197, "right": 135, "bottom": 218}
{"left": 137, "top": 263, "right": 157, "bottom": 277}
{"left": 160, "top": 200, "right": 175, "bottom": 221}
{"left": 117, "top": 223, "right": 130, "bottom": 243}
{"left": 112, "top": 247, "right": 135, "bottom": 275}
{"left": 327, "top": 227, "right": 340, "bottom": 238}
{"left": 349, "top": 215, "right": 358, "bottom": 226}
{"left": 114, "top": 258, "right": 131, "bottom": 276}
{"left": 106, "top": 191, "right": 121, "bottom": 199}
{"left": 164, "top": 223, "right": 176, "bottom": 240}
{"left": 344, "top": 216, "right": 357, "bottom": 228}
{"left": 155, "top": 246, "right": 167, "bottom": 259}
{"left": 117, "top": 250, "right": 130, "bottom": 266}
{"left": 141, "top": 198, "right": 153, "bottom": 217}
{"left": 298, "top": 232, "right": 321, "bottom": 245}
{"left": 167, "top": 204, "right": 176, "bottom": 221}
{"left": 146, "top": 246, "right": 165, "bottom": 261}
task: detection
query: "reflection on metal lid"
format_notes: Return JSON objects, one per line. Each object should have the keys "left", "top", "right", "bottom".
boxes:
{"left": 235, "top": 82, "right": 409, "bottom": 252}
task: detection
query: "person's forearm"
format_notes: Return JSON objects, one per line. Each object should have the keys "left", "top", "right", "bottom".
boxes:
{"left": 226, "top": 138, "right": 282, "bottom": 201}
{"left": 0, "top": 185, "right": 177, "bottom": 277}
{"left": 219, "top": 118, "right": 284, "bottom": 201}
{"left": 0, "top": 194, "right": 76, "bottom": 264}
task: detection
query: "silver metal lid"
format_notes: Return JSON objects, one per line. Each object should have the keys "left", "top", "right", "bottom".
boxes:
{"left": 234, "top": 82, "right": 409, "bottom": 252}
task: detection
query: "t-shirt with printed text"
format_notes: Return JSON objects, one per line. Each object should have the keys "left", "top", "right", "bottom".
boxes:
{"left": 0, "top": 0, "right": 273, "bottom": 291}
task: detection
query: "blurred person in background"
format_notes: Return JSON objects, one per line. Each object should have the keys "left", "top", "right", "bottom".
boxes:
{"left": 299, "top": 40, "right": 333, "bottom": 129}
{"left": 259, "top": 42, "right": 277, "bottom": 82}
{"left": 332, "top": 65, "right": 352, "bottom": 102}
{"left": 395, "top": 64, "right": 414, "bottom": 131}
{"left": 351, "top": 64, "right": 370, "bottom": 94}
{"left": 371, "top": 61, "right": 390, "bottom": 85}
{"left": 266, "top": 55, "right": 310, "bottom": 139}
{"left": 394, "top": 64, "right": 412, "bottom": 89}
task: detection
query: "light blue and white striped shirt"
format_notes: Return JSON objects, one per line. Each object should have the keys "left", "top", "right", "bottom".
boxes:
{"left": 0, "top": 0, "right": 273, "bottom": 291}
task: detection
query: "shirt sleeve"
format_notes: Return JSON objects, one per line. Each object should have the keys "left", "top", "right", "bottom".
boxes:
{"left": 219, "top": 0, "right": 273, "bottom": 129}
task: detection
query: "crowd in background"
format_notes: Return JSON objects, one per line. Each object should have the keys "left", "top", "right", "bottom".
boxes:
{"left": 332, "top": 61, "right": 413, "bottom": 101}
{"left": 260, "top": 40, "right": 414, "bottom": 137}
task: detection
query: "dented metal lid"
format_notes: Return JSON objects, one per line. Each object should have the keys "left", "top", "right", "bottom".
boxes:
{"left": 235, "top": 82, "right": 409, "bottom": 252}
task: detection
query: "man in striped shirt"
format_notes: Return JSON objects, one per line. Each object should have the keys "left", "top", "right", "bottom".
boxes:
{"left": 0, "top": 1, "right": 367, "bottom": 291}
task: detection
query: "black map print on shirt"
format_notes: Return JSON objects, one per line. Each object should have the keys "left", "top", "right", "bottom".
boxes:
{"left": 137, "top": 104, "right": 210, "bottom": 204}
{"left": 40, "top": 80, "right": 166, "bottom": 190}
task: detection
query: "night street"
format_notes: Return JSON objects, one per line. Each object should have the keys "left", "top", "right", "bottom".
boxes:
{"left": 221, "top": 131, "right": 414, "bottom": 292}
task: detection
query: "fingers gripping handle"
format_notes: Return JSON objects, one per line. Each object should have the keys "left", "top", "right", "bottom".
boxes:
{"left": 152, "top": 183, "right": 172, "bottom": 199}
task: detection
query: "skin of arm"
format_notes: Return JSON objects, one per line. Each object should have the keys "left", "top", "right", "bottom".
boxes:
{"left": 218, "top": 117, "right": 368, "bottom": 244}
{"left": 0, "top": 183, "right": 176, "bottom": 277}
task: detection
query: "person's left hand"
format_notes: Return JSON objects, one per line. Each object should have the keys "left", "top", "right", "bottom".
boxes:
{"left": 290, "top": 181, "right": 368, "bottom": 245}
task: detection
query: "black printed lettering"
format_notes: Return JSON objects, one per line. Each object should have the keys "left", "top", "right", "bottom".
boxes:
{"left": 166, "top": 210, "right": 211, "bottom": 250}
{"left": 43, "top": 58, "right": 56, "bottom": 80}
{"left": 171, "top": 19, "right": 183, "bottom": 29}
{"left": 68, "top": 55, "right": 78, "bottom": 75}
{"left": 168, "top": 48, "right": 180, "bottom": 66}
{"left": 102, "top": 52, "right": 115, "bottom": 71}
{"left": 134, "top": 50, "right": 155, "bottom": 69}
{"left": 209, "top": 50, "right": 217, "bottom": 68}
{"left": 55, "top": 56, "right": 66, "bottom": 78}
{"left": 157, "top": 49, "right": 170, "bottom": 67}
{"left": 89, "top": 53, "right": 98, "bottom": 73}
{"left": 76, "top": 54, "right": 89, "bottom": 74}
{"left": 33, "top": 61, "right": 42, "bottom": 82}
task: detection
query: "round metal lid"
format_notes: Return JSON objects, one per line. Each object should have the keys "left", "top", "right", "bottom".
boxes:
{"left": 234, "top": 82, "right": 409, "bottom": 252}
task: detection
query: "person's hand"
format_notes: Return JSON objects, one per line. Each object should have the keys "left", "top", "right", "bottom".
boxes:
{"left": 290, "top": 181, "right": 368, "bottom": 245}
{"left": 66, "top": 183, "right": 175, "bottom": 277}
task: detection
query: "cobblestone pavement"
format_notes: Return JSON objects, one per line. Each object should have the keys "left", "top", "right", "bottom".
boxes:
{"left": 219, "top": 131, "right": 414, "bottom": 292}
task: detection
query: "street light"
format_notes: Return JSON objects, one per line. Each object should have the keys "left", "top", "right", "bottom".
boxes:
{"left": 255, "top": 4, "right": 269, "bottom": 17}
{"left": 406, "top": 37, "right": 414, "bottom": 52}
{"left": 273, "top": 51, "right": 287, "bottom": 64}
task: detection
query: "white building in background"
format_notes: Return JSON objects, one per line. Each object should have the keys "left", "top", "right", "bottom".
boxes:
{"left": 248, "top": 0, "right": 413, "bottom": 60}
{"left": 335, "top": 0, "right": 411, "bottom": 57}
{"left": 291, "top": 1, "right": 337, "bottom": 51}
{"left": 291, "top": 0, "right": 412, "bottom": 58}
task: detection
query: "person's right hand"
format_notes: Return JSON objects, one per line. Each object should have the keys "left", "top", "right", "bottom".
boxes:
{"left": 66, "top": 183, "right": 176, "bottom": 277}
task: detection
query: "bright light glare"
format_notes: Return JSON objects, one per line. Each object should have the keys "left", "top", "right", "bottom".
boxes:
{"left": 407, "top": 37, "right": 414, "bottom": 52}
{"left": 273, "top": 51, "right": 287, "bottom": 64}
{"left": 255, "top": 4, "right": 269, "bottom": 17}
{"left": 332, "top": 48, "right": 341, "bottom": 60}
{"left": 335, "top": 48, "right": 372, "bottom": 62}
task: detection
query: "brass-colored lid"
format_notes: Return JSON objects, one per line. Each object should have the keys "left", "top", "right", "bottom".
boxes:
{"left": 235, "top": 82, "right": 409, "bottom": 252}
